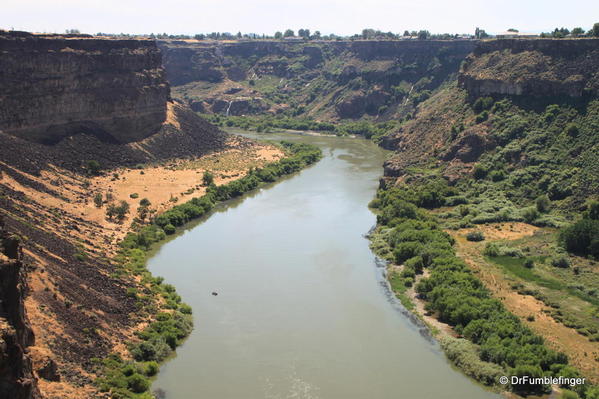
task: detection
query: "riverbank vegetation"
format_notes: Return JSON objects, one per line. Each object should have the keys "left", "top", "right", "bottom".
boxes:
{"left": 370, "top": 180, "right": 599, "bottom": 398}
{"left": 94, "top": 141, "right": 322, "bottom": 398}
{"left": 203, "top": 114, "right": 400, "bottom": 142}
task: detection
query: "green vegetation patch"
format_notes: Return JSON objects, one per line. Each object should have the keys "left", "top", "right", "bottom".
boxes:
{"left": 371, "top": 179, "right": 598, "bottom": 397}
{"left": 95, "top": 142, "right": 322, "bottom": 398}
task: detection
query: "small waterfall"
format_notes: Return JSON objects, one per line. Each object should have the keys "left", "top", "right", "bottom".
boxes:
{"left": 225, "top": 100, "right": 233, "bottom": 117}
{"left": 403, "top": 85, "right": 414, "bottom": 106}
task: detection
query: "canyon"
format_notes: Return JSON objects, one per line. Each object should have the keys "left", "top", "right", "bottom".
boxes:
{"left": 0, "top": 31, "right": 281, "bottom": 399}
{"left": 1, "top": 29, "right": 599, "bottom": 399}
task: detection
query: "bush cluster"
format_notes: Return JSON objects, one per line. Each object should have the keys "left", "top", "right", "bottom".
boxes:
{"left": 204, "top": 114, "right": 400, "bottom": 141}
{"left": 96, "top": 141, "right": 322, "bottom": 397}
{"left": 374, "top": 182, "right": 586, "bottom": 395}
{"left": 560, "top": 207, "right": 599, "bottom": 258}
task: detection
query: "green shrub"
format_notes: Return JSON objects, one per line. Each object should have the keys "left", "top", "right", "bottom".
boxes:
{"left": 394, "top": 242, "right": 425, "bottom": 264}
{"left": 551, "top": 256, "right": 571, "bottom": 268}
{"left": 94, "top": 193, "right": 103, "bottom": 208}
{"left": 475, "top": 111, "right": 489, "bottom": 123}
{"left": 466, "top": 231, "right": 485, "bottom": 242}
{"left": 536, "top": 195, "right": 551, "bottom": 213}
{"left": 473, "top": 164, "right": 488, "bottom": 180}
{"left": 179, "top": 303, "right": 193, "bottom": 314}
{"left": 445, "top": 196, "right": 468, "bottom": 206}
{"left": 127, "top": 373, "right": 150, "bottom": 393}
{"left": 143, "top": 361, "right": 159, "bottom": 376}
{"left": 524, "top": 258, "right": 535, "bottom": 269}
{"left": 586, "top": 200, "right": 599, "bottom": 220}
{"left": 565, "top": 123, "right": 579, "bottom": 137}
{"left": 375, "top": 183, "right": 570, "bottom": 393}
{"left": 522, "top": 207, "right": 540, "bottom": 223}
{"left": 163, "top": 224, "right": 176, "bottom": 235}
{"left": 140, "top": 198, "right": 151, "bottom": 207}
{"left": 86, "top": 160, "right": 101, "bottom": 176}
{"left": 560, "top": 219, "right": 599, "bottom": 257}
{"left": 202, "top": 171, "right": 215, "bottom": 186}
{"left": 473, "top": 97, "right": 494, "bottom": 113}
{"left": 440, "top": 336, "right": 504, "bottom": 386}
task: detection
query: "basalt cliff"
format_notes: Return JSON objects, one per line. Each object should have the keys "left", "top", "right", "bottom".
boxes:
{"left": 0, "top": 31, "right": 237, "bottom": 399}
{"left": 0, "top": 32, "right": 170, "bottom": 145}
{"left": 158, "top": 39, "right": 477, "bottom": 120}
{"left": 458, "top": 38, "right": 599, "bottom": 98}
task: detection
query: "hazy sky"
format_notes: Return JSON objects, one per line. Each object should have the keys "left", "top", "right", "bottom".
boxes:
{"left": 2, "top": 0, "right": 598, "bottom": 36}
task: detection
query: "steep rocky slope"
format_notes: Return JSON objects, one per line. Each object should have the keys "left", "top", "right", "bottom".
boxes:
{"left": 0, "top": 32, "right": 250, "bottom": 399}
{"left": 376, "top": 38, "right": 599, "bottom": 389}
{"left": 158, "top": 39, "right": 476, "bottom": 121}
{"left": 0, "top": 217, "right": 40, "bottom": 399}
{"left": 382, "top": 38, "right": 599, "bottom": 203}
{"left": 459, "top": 38, "right": 599, "bottom": 98}
{"left": 0, "top": 31, "right": 169, "bottom": 144}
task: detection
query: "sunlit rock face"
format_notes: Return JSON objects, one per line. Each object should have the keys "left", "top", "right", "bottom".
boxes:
{"left": 0, "top": 31, "right": 169, "bottom": 144}
{"left": 459, "top": 38, "right": 599, "bottom": 98}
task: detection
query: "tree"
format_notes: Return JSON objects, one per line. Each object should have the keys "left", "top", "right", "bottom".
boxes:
{"left": 312, "top": 30, "right": 321, "bottom": 39}
{"left": 274, "top": 31, "right": 282, "bottom": 39}
{"left": 283, "top": 29, "right": 294, "bottom": 37}
{"left": 236, "top": 31, "right": 242, "bottom": 39}
{"left": 403, "top": 30, "right": 410, "bottom": 36}
{"left": 127, "top": 373, "right": 150, "bottom": 393}
{"left": 140, "top": 198, "right": 151, "bottom": 207}
{"left": 560, "top": 218, "right": 599, "bottom": 257}
{"left": 137, "top": 205, "right": 149, "bottom": 223}
{"left": 535, "top": 195, "right": 551, "bottom": 213}
{"left": 361, "top": 28, "right": 375, "bottom": 39}
{"left": 475, "top": 27, "right": 489, "bottom": 39}
{"left": 94, "top": 193, "right": 103, "bottom": 208}
{"left": 586, "top": 200, "right": 599, "bottom": 220}
{"left": 86, "top": 160, "right": 101, "bottom": 176}
{"left": 108, "top": 200, "right": 130, "bottom": 222}
{"left": 202, "top": 171, "right": 214, "bottom": 186}
{"left": 591, "top": 23, "right": 599, "bottom": 37}
{"left": 571, "top": 27, "right": 585, "bottom": 37}
{"left": 298, "top": 28, "right": 310, "bottom": 38}
{"left": 106, "top": 204, "right": 117, "bottom": 219}
{"left": 417, "top": 30, "right": 430, "bottom": 40}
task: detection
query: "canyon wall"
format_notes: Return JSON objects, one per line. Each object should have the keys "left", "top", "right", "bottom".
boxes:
{"left": 0, "top": 217, "right": 39, "bottom": 399}
{"left": 0, "top": 31, "right": 169, "bottom": 144}
{"left": 458, "top": 38, "right": 599, "bottom": 98}
{"left": 0, "top": 32, "right": 229, "bottom": 398}
{"left": 381, "top": 38, "right": 599, "bottom": 190}
{"left": 158, "top": 39, "right": 477, "bottom": 120}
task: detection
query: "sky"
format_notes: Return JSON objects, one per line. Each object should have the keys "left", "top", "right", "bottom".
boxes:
{"left": 2, "top": 0, "right": 598, "bottom": 36}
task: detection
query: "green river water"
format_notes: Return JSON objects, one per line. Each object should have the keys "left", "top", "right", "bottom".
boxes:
{"left": 148, "top": 130, "right": 500, "bottom": 399}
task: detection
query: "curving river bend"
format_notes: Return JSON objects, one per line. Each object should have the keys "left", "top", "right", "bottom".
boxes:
{"left": 148, "top": 131, "right": 499, "bottom": 399}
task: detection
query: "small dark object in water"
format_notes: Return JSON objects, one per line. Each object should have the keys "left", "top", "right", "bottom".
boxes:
{"left": 211, "top": 292, "right": 218, "bottom": 296}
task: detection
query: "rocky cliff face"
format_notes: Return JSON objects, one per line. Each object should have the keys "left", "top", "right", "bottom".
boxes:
{"left": 458, "top": 38, "right": 599, "bottom": 98}
{"left": 158, "top": 40, "right": 477, "bottom": 120}
{"left": 0, "top": 217, "right": 40, "bottom": 399}
{"left": 381, "top": 38, "right": 599, "bottom": 193}
{"left": 0, "top": 31, "right": 231, "bottom": 398}
{"left": 0, "top": 32, "right": 169, "bottom": 144}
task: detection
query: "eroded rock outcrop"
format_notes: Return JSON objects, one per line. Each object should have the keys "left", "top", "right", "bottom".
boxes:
{"left": 0, "top": 217, "right": 40, "bottom": 399}
{"left": 459, "top": 38, "right": 599, "bottom": 98}
{"left": 159, "top": 39, "right": 477, "bottom": 120}
{"left": 0, "top": 31, "right": 169, "bottom": 144}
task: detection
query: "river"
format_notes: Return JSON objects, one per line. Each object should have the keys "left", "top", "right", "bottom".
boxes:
{"left": 148, "top": 130, "right": 500, "bottom": 399}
